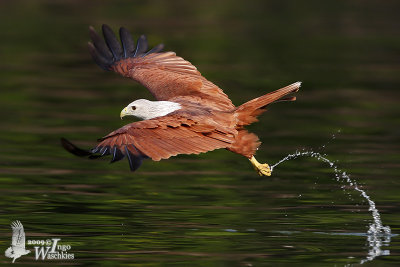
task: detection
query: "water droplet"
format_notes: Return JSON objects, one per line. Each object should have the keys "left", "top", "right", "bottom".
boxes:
{"left": 271, "top": 149, "right": 392, "bottom": 264}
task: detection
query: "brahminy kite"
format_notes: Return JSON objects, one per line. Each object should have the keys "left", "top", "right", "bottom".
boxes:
{"left": 61, "top": 25, "right": 301, "bottom": 176}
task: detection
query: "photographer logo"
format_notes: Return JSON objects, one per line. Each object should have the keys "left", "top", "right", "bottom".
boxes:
{"left": 4, "top": 221, "right": 30, "bottom": 263}
{"left": 4, "top": 220, "right": 74, "bottom": 263}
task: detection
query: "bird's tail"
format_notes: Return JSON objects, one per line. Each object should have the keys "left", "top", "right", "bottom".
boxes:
{"left": 234, "top": 82, "right": 301, "bottom": 126}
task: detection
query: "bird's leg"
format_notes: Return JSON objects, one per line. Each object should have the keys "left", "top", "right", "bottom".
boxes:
{"left": 249, "top": 156, "right": 271, "bottom": 176}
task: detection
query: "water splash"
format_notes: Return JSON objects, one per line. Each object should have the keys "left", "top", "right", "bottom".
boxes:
{"left": 271, "top": 150, "right": 392, "bottom": 264}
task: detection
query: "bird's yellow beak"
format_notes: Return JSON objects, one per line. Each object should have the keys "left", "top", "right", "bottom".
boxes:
{"left": 120, "top": 107, "right": 129, "bottom": 120}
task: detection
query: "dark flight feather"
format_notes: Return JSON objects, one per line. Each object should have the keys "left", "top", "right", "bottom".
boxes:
{"left": 88, "top": 42, "right": 110, "bottom": 70}
{"left": 100, "top": 146, "right": 110, "bottom": 156}
{"left": 110, "top": 146, "right": 125, "bottom": 163}
{"left": 102, "top": 24, "right": 123, "bottom": 61}
{"left": 88, "top": 24, "right": 163, "bottom": 70}
{"left": 119, "top": 27, "right": 135, "bottom": 58}
{"left": 88, "top": 26, "right": 113, "bottom": 61}
{"left": 134, "top": 35, "right": 148, "bottom": 57}
{"left": 125, "top": 146, "right": 143, "bottom": 171}
{"left": 144, "top": 43, "right": 165, "bottom": 56}
{"left": 61, "top": 138, "right": 91, "bottom": 157}
{"left": 61, "top": 138, "right": 147, "bottom": 171}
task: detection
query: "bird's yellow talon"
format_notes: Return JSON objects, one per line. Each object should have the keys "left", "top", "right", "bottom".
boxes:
{"left": 249, "top": 156, "right": 271, "bottom": 176}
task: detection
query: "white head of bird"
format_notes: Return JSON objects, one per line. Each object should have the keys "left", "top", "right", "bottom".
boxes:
{"left": 120, "top": 99, "right": 182, "bottom": 120}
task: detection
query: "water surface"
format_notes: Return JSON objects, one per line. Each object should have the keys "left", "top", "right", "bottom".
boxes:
{"left": 0, "top": 0, "right": 399, "bottom": 265}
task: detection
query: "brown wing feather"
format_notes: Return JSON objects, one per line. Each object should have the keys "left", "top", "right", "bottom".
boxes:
{"left": 89, "top": 25, "right": 234, "bottom": 111}
{"left": 114, "top": 52, "right": 234, "bottom": 110}
{"left": 86, "top": 115, "right": 235, "bottom": 169}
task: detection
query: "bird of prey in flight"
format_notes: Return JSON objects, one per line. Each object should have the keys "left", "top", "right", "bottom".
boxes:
{"left": 61, "top": 25, "right": 300, "bottom": 176}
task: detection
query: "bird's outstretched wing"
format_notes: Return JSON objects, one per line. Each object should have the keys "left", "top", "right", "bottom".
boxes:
{"left": 61, "top": 114, "right": 235, "bottom": 171}
{"left": 88, "top": 25, "right": 234, "bottom": 110}
{"left": 11, "top": 221, "right": 26, "bottom": 249}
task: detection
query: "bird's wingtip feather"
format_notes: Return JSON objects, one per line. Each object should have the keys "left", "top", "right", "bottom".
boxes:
{"left": 61, "top": 137, "right": 146, "bottom": 172}
{"left": 88, "top": 25, "right": 163, "bottom": 70}
{"left": 60, "top": 138, "right": 92, "bottom": 157}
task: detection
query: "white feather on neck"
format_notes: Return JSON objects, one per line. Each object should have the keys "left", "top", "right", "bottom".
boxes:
{"left": 126, "top": 99, "right": 182, "bottom": 120}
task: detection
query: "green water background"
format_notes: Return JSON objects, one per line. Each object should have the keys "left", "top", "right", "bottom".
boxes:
{"left": 0, "top": 0, "right": 399, "bottom": 265}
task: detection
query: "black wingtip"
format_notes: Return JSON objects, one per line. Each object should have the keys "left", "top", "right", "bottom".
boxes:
{"left": 60, "top": 138, "right": 92, "bottom": 157}
{"left": 88, "top": 42, "right": 111, "bottom": 70}
{"left": 110, "top": 146, "right": 125, "bottom": 163}
{"left": 119, "top": 27, "right": 135, "bottom": 58}
{"left": 61, "top": 138, "right": 147, "bottom": 172}
{"left": 145, "top": 43, "right": 164, "bottom": 55}
{"left": 102, "top": 24, "right": 123, "bottom": 61}
{"left": 88, "top": 25, "right": 164, "bottom": 70}
{"left": 125, "top": 146, "right": 144, "bottom": 171}
{"left": 133, "top": 35, "right": 148, "bottom": 57}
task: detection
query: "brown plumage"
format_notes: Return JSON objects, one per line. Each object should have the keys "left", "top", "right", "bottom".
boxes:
{"left": 61, "top": 24, "right": 300, "bottom": 173}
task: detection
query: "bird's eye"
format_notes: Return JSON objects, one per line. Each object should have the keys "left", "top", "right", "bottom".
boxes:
{"left": 131, "top": 106, "right": 136, "bottom": 111}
